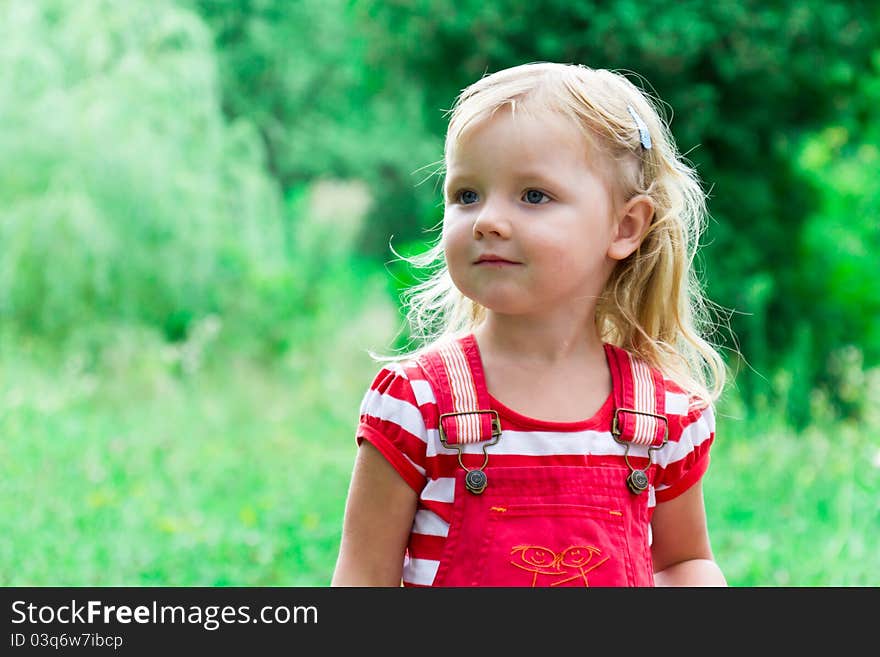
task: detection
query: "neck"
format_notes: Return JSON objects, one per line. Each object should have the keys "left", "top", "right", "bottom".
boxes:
{"left": 474, "top": 310, "right": 605, "bottom": 368}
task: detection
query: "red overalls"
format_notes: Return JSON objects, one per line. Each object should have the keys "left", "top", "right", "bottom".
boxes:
{"left": 416, "top": 335, "right": 669, "bottom": 587}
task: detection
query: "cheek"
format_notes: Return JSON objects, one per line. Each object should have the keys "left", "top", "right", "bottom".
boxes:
{"left": 527, "top": 233, "right": 574, "bottom": 265}
{"left": 442, "top": 231, "right": 471, "bottom": 283}
{"left": 442, "top": 216, "right": 470, "bottom": 253}
{"left": 529, "top": 234, "right": 607, "bottom": 280}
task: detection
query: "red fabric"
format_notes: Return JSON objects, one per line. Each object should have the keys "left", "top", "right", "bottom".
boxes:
{"left": 357, "top": 424, "right": 427, "bottom": 494}
{"left": 419, "top": 336, "right": 656, "bottom": 587}
{"left": 434, "top": 466, "right": 654, "bottom": 587}
{"left": 604, "top": 343, "right": 668, "bottom": 448}
{"left": 420, "top": 339, "right": 496, "bottom": 445}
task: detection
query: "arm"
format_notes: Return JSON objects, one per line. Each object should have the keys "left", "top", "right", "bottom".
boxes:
{"left": 331, "top": 441, "right": 419, "bottom": 586}
{"left": 650, "top": 480, "right": 727, "bottom": 586}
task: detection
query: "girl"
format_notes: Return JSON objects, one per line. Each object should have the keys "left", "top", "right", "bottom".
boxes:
{"left": 332, "top": 62, "right": 728, "bottom": 587}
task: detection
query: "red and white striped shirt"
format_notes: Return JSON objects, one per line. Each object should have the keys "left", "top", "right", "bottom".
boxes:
{"left": 356, "top": 349, "right": 715, "bottom": 587}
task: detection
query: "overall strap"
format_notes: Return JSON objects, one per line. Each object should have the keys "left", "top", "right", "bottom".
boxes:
{"left": 416, "top": 335, "right": 500, "bottom": 446}
{"left": 603, "top": 343, "right": 668, "bottom": 448}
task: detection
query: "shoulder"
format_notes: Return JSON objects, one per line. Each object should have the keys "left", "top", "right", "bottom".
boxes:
{"left": 660, "top": 377, "right": 715, "bottom": 445}
{"left": 362, "top": 358, "right": 434, "bottom": 402}
{"left": 357, "top": 360, "right": 439, "bottom": 493}
{"left": 360, "top": 337, "right": 469, "bottom": 412}
{"left": 611, "top": 349, "right": 714, "bottom": 442}
{"left": 652, "top": 376, "right": 716, "bottom": 501}
{"left": 359, "top": 359, "right": 438, "bottom": 434}
{"left": 662, "top": 377, "right": 714, "bottom": 428}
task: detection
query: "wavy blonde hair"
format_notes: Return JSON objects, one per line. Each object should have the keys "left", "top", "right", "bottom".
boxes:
{"left": 386, "top": 62, "right": 727, "bottom": 406}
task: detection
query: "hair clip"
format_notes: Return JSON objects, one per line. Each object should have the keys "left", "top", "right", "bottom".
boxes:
{"left": 626, "top": 105, "right": 652, "bottom": 150}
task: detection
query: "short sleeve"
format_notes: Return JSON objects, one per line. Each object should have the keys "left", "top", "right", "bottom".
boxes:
{"left": 652, "top": 401, "right": 716, "bottom": 503}
{"left": 356, "top": 362, "right": 431, "bottom": 494}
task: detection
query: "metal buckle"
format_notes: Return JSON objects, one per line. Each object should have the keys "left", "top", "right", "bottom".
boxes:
{"left": 438, "top": 409, "right": 502, "bottom": 448}
{"left": 611, "top": 407, "right": 669, "bottom": 495}
{"left": 611, "top": 407, "right": 669, "bottom": 446}
{"left": 438, "top": 410, "right": 501, "bottom": 495}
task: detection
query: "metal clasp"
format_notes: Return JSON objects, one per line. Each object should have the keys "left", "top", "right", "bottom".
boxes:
{"left": 438, "top": 410, "right": 501, "bottom": 494}
{"left": 612, "top": 407, "right": 669, "bottom": 446}
{"left": 611, "top": 407, "right": 669, "bottom": 494}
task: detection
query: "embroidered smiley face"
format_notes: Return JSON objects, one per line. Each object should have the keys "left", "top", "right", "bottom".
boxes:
{"left": 510, "top": 544, "right": 609, "bottom": 587}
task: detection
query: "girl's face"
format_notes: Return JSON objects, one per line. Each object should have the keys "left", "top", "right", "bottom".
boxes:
{"left": 442, "top": 108, "right": 619, "bottom": 319}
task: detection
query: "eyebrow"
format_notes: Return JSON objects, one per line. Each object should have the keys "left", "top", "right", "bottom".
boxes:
{"left": 444, "top": 169, "right": 562, "bottom": 192}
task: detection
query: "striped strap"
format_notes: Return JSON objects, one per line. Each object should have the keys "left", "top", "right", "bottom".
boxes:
{"left": 604, "top": 344, "right": 668, "bottom": 448}
{"left": 417, "top": 336, "right": 497, "bottom": 446}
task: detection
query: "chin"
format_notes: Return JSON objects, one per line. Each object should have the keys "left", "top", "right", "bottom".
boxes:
{"left": 469, "top": 296, "right": 533, "bottom": 316}
{"left": 453, "top": 278, "right": 531, "bottom": 315}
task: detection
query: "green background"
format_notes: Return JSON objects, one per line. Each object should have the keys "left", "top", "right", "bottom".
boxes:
{"left": 2, "top": 0, "right": 878, "bottom": 586}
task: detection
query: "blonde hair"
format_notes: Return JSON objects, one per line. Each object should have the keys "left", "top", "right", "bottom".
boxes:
{"left": 387, "top": 62, "right": 727, "bottom": 406}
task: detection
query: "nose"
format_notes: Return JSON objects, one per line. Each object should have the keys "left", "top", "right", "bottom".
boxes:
{"left": 472, "top": 198, "right": 512, "bottom": 239}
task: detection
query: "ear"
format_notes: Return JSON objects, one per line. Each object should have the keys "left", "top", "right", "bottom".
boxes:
{"left": 607, "top": 195, "right": 655, "bottom": 261}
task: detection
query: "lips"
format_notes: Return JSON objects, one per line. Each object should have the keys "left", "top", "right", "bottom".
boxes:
{"left": 474, "top": 254, "right": 521, "bottom": 265}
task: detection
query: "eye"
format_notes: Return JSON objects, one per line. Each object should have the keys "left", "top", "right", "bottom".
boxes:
{"left": 455, "top": 189, "right": 479, "bottom": 205}
{"left": 523, "top": 189, "right": 550, "bottom": 204}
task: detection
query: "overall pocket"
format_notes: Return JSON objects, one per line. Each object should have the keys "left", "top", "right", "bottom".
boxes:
{"left": 431, "top": 466, "right": 650, "bottom": 587}
{"left": 475, "top": 503, "right": 635, "bottom": 587}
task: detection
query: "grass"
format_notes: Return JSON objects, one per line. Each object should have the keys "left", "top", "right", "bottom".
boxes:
{"left": 707, "top": 408, "right": 879, "bottom": 586}
{"left": 2, "top": 323, "right": 878, "bottom": 586}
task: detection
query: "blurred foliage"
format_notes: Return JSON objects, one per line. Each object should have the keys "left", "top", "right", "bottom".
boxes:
{"left": 189, "top": 0, "right": 442, "bottom": 256}
{"left": 0, "top": 315, "right": 396, "bottom": 585}
{"left": 0, "top": 0, "right": 286, "bottom": 347}
{"left": 0, "top": 0, "right": 394, "bottom": 361}
{"left": 793, "top": 52, "right": 880, "bottom": 421}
